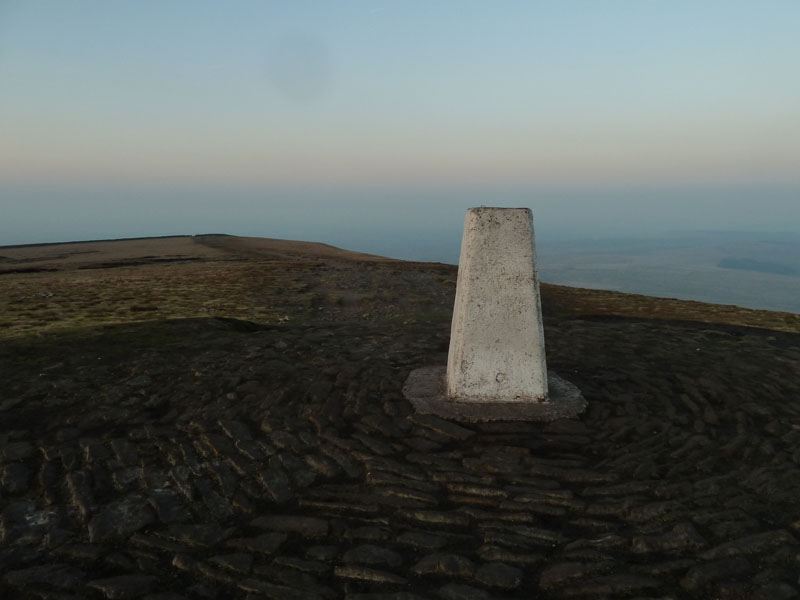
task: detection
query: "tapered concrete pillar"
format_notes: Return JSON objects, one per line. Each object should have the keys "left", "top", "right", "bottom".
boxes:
{"left": 447, "top": 207, "right": 548, "bottom": 402}
{"left": 403, "top": 206, "right": 585, "bottom": 422}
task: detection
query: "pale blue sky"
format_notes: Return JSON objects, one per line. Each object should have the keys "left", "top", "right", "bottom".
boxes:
{"left": 1, "top": 1, "right": 799, "bottom": 250}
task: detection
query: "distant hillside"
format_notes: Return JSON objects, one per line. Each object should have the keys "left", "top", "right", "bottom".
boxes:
{"left": 0, "top": 233, "right": 395, "bottom": 276}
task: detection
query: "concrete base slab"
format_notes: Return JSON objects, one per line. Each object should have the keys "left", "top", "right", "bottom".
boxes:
{"left": 403, "top": 366, "right": 586, "bottom": 422}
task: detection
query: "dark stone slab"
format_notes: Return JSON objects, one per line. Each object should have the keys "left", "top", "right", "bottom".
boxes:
{"left": 410, "top": 553, "right": 475, "bottom": 578}
{"left": 5, "top": 563, "right": 85, "bottom": 590}
{"left": 226, "top": 532, "right": 287, "bottom": 555}
{"left": 2, "top": 440, "right": 35, "bottom": 461}
{"left": 396, "top": 510, "right": 470, "bottom": 530}
{"left": 344, "top": 593, "right": 430, "bottom": 600}
{"left": 87, "top": 575, "right": 158, "bottom": 599}
{"left": 681, "top": 557, "right": 753, "bottom": 591}
{"left": 438, "top": 583, "right": 491, "bottom": 600}
{"left": 251, "top": 515, "right": 330, "bottom": 537}
{"left": 632, "top": 522, "right": 707, "bottom": 554}
{"left": 88, "top": 493, "right": 156, "bottom": 542}
{"left": 539, "top": 560, "right": 615, "bottom": 588}
{"left": 343, "top": 544, "right": 403, "bottom": 569}
{"left": 238, "top": 577, "right": 324, "bottom": 599}
{"left": 157, "top": 523, "right": 233, "bottom": 548}
{"left": 1, "top": 462, "right": 31, "bottom": 494}
{"left": 700, "top": 529, "right": 797, "bottom": 560}
{"left": 407, "top": 414, "right": 476, "bottom": 441}
{"left": 257, "top": 459, "right": 294, "bottom": 504}
{"left": 209, "top": 552, "right": 253, "bottom": 574}
{"left": 474, "top": 562, "right": 523, "bottom": 589}
{"left": 560, "top": 574, "right": 663, "bottom": 596}
{"left": 273, "top": 556, "right": 330, "bottom": 575}
{"left": 333, "top": 565, "right": 407, "bottom": 584}
{"left": 396, "top": 530, "right": 448, "bottom": 550}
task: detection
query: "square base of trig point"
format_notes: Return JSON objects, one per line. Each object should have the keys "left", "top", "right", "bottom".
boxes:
{"left": 403, "top": 207, "right": 586, "bottom": 422}
{"left": 403, "top": 367, "right": 586, "bottom": 422}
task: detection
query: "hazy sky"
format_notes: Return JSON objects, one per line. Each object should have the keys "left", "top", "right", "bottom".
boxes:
{"left": 1, "top": 1, "right": 799, "bottom": 253}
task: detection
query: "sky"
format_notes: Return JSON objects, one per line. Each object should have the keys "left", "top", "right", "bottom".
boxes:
{"left": 1, "top": 1, "right": 799, "bottom": 256}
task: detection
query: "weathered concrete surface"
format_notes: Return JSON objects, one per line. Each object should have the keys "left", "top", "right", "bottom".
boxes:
{"left": 447, "top": 207, "right": 548, "bottom": 403}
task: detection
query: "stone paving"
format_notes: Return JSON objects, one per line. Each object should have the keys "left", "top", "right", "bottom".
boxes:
{"left": 2, "top": 313, "right": 800, "bottom": 599}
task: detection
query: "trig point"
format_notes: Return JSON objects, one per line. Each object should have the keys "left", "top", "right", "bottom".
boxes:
{"left": 448, "top": 207, "right": 548, "bottom": 402}
{"left": 404, "top": 207, "right": 586, "bottom": 422}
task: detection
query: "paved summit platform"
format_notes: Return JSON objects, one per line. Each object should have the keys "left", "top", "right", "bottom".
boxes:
{"left": 2, "top": 313, "right": 800, "bottom": 599}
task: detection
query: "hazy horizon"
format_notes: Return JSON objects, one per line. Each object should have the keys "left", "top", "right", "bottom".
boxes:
{"left": 2, "top": 2, "right": 799, "bottom": 270}
{"left": 3, "top": 182, "right": 799, "bottom": 257}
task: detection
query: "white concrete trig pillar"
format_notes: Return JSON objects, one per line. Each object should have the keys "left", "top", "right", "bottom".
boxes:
{"left": 403, "top": 206, "right": 585, "bottom": 422}
{"left": 447, "top": 207, "right": 548, "bottom": 402}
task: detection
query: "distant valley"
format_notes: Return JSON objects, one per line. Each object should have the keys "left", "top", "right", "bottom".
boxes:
{"left": 537, "top": 231, "right": 800, "bottom": 314}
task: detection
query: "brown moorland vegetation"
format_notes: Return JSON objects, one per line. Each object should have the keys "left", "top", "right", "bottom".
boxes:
{"left": 2, "top": 234, "right": 799, "bottom": 340}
